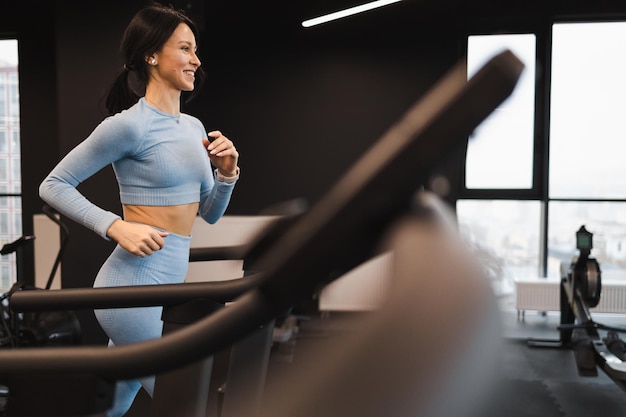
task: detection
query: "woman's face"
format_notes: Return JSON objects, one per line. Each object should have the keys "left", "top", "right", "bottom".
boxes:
{"left": 151, "top": 23, "right": 201, "bottom": 92}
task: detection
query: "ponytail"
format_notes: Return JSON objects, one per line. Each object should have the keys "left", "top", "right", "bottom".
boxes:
{"left": 104, "top": 66, "right": 140, "bottom": 116}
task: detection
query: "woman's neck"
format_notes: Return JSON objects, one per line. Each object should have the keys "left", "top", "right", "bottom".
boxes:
{"left": 144, "top": 89, "right": 181, "bottom": 115}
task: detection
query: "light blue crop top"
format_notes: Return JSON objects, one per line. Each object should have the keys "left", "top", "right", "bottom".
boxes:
{"left": 39, "top": 98, "right": 237, "bottom": 239}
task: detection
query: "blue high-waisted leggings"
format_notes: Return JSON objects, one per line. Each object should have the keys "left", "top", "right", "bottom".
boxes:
{"left": 93, "top": 229, "right": 191, "bottom": 417}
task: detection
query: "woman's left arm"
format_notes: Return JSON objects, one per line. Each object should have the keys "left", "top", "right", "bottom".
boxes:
{"left": 198, "top": 130, "right": 240, "bottom": 224}
{"left": 203, "top": 130, "right": 239, "bottom": 177}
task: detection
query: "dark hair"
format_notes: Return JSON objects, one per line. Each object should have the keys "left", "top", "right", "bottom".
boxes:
{"left": 104, "top": 2, "right": 205, "bottom": 115}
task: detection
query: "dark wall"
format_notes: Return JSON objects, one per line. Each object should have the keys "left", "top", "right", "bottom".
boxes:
{"left": 11, "top": 0, "right": 626, "bottom": 345}
{"left": 54, "top": 1, "right": 459, "bottom": 344}
{"left": 12, "top": 2, "right": 59, "bottom": 285}
{"left": 188, "top": 20, "right": 462, "bottom": 214}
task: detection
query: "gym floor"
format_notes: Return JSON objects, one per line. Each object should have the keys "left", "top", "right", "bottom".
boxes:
{"left": 264, "top": 308, "right": 626, "bottom": 417}
{"left": 488, "top": 310, "right": 626, "bottom": 417}
{"left": 125, "top": 307, "right": 626, "bottom": 417}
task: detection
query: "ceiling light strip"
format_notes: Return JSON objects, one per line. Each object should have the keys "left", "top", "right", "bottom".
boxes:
{"left": 302, "top": 0, "right": 403, "bottom": 28}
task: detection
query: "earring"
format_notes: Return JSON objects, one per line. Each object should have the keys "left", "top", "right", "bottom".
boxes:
{"left": 151, "top": 59, "right": 157, "bottom": 65}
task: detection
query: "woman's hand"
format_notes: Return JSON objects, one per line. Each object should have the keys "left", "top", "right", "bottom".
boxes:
{"left": 203, "top": 130, "right": 239, "bottom": 177}
{"left": 106, "top": 220, "right": 169, "bottom": 257}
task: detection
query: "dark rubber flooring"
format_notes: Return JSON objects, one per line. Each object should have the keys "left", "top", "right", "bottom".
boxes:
{"left": 124, "top": 309, "right": 626, "bottom": 417}
{"left": 263, "top": 310, "right": 626, "bottom": 417}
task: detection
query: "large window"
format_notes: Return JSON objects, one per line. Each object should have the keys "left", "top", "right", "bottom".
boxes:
{"left": 465, "top": 34, "right": 536, "bottom": 189}
{"left": 550, "top": 22, "right": 626, "bottom": 199}
{"left": 548, "top": 21, "right": 626, "bottom": 279}
{"left": 458, "top": 22, "right": 626, "bottom": 308}
{"left": 0, "top": 39, "right": 22, "bottom": 292}
{"left": 458, "top": 33, "right": 540, "bottom": 301}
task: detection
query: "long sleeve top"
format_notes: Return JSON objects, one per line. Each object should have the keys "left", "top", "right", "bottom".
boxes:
{"left": 39, "top": 98, "right": 237, "bottom": 239}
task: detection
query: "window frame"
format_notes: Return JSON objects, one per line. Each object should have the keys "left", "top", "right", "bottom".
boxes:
{"left": 459, "top": 23, "right": 550, "bottom": 202}
{"left": 459, "top": 16, "right": 626, "bottom": 277}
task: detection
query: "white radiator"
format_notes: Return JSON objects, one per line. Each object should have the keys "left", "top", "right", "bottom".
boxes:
{"left": 515, "top": 278, "right": 626, "bottom": 314}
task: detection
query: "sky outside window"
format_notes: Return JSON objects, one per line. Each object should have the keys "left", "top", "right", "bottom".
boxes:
{"left": 550, "top": 22, "right": 626, "bottom": 199}
{"left": 466, "top": 34, "right": 536, "bottom": 189}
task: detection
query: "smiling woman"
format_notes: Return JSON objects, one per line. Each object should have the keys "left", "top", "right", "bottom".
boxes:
{"left": 37, "top": 3, "right": 241, "bottom": 416}
{"left": 143, "top": 23, "right": 202, "bottom": 114}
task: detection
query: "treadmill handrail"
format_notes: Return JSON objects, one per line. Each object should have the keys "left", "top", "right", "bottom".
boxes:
{"left": 9, "top": 274, "right": 264, "bottom": 312}
{"left": 0, "top": 289, "right": 279, "bottom": 381}
{"left": 188, "top": 244, "right": 248, "bottom": 262}
{"left": 9, "top": 215, "right": 299, "bottom": 312}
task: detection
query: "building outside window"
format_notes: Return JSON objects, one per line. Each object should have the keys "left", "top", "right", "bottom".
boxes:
{"left": 0, "top": 39, "right": 21, "bottom": 292}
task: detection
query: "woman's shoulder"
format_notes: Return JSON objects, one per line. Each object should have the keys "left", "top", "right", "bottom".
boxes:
{"left": 99, "top": 100, "right": 150, "bottom": 135}
{"left": 180, "top": 112, "right": 207, "bottom": 132}
{"left": 180, "top": 112, "right": 203, "bottom": 124}
{"left": 118, "top": 98, "right": 152, "bottom": 121}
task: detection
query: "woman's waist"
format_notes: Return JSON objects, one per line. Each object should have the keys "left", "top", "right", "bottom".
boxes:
{"left": 123, "top": 203, "right": 199, "bottom": 236}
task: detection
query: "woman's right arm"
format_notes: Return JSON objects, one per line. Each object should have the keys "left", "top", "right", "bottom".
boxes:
{"left": 39, "top": 118, "right": 130, "bottom": 240}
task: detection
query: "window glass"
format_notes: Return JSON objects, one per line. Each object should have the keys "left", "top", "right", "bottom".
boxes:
{"left": 11, "top": 199, "right": 21, "bottom": 236}
{"left": 0, "top": 212, "right": 8, "bottom": 233}
{"left": 462, "top": 22, "right": 626, "bottom": 313}
{"left": 548, "top": 201, "right": 626, "bottom": 280}
{"left": 9, "top": 81, "right": 18, "bottom": 118}
{"left": 550, "top": 22, "right": 626, "bottom": 198}
{"left": 10, "top": 129, "right": 19, "bottom": 153}
{"left": 466, "top": 34, "right": 536, "bottom": 189}
{"left": 0, "top": 265, "right": 11, "bottom": 290}
{"left": 0, "top": 38, "right": 21, "bottom": 292}
{"left": 0, "top": 159, "right": 7, "bottom": 181}
{"left": 11, "top": 157, "right": 20, "bottom": 181}
{"left": 0, "top": 82, "right": 6, "bottom": 121}
{"left": 457, "top": 200, "right": 541, "bottom": 305}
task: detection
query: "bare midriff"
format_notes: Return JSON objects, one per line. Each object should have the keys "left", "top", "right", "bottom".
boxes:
{"left": 123, "top": 203, "right": 199, "bottom": 236}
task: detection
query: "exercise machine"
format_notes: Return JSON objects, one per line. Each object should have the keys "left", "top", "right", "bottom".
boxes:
{"left": 0, "top": 205, "right": 80, "bottom": 414}
{"left": 6, "top": 210, "right": 302, "bottom": 417}
{"left": 0, "top": 205, "right": 79, "bottom": 350}
{"left": 0, "top": 49, "right": 523, "bottom": 417}
{"left": 529, "top": 225, "right": 626, "bottom": 392}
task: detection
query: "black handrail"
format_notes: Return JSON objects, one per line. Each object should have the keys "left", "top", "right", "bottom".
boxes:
{"left": 9, "top": 275, "right": 264, "bottom": 312}
{"left": 0, "top": 289, "right": 278, "bottom": 380}
{"left": 10, "top": 205, "right": 306, "bottom": 313}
